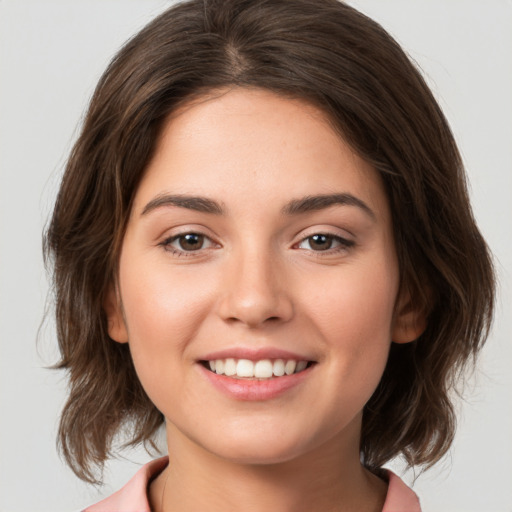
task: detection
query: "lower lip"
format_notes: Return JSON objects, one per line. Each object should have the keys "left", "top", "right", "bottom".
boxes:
{"left": 198, "top": 364, "right": 313, "bottom": 401}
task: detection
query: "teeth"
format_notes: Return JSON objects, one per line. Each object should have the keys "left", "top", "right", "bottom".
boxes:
{"left": 285, "top": 360, "right": 296, "bottom": 375}
{"left": 215, "top": 359, "right": 225, "bottom": 375}
{"left": 205, "top": 358, "right": 310, "bottom": 379}
{"left": 236, "top": 359, "right": 254, "bottom": 377}
{"left": 254, "top": 359, "right": 273, "bottom": 378}
{"left": 273, "top": 359, "right": 285, "bottom": 377}
{"left": 296, "top": 360, "right": 307, "bottom": 372}
{"left": 224, "top": 358, "right": 237, "bottom": 376}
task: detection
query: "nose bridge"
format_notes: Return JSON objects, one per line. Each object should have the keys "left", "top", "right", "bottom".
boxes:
{"left": 218, "top": 239, "right": 293, "bottom": 327}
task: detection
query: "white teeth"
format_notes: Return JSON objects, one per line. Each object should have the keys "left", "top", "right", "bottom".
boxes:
{"left": 224, "top": 358, "right": 237, "bottom": 376}
{"left": 296, "top": 360, "right": 307, "bottom": 372}
{"left": 236, "top": 359, "right": 254, "bottom": 377}
{"left": 215, "top": 359, "right": 225, "bottom": 375}
{"left": 284, "top": 360, "right": 296, "bottom": 375}
{"left": 254, "top": 359, "right": 273, "bottom": 378}
{"left": 206, "top": 358, "right": 310, "bottom": 379}
{"left": 273, "top": 359, "right": 285, "bottom": 377}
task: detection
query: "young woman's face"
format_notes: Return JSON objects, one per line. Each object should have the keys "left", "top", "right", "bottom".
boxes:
{"left": 107, "top": 88, "right": 414, "bottom": 465}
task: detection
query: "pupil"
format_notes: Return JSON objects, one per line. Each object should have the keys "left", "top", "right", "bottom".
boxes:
{"left": 310, "top": 234, "right": 331, "bottom": 250}
{"left": 179, "top": 233, "right": 203, "bottom": 251}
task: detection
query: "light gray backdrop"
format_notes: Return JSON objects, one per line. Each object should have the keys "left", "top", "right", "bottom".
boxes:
{"left": 1, "top": 1, "right": 511, "bottom": 511}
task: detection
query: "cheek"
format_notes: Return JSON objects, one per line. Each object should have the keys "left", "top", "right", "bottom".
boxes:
{"left": 309, "top": 264, "right": 397, "bottom": 338}
{"left": 304, "top": 257, "right": 398, "bottom": 382}
{"left": 116, "top": 253, "right": 219, "bottom": 400}
{"left": 117, "top": 257, "right": 219, "bottom": 415}
{"left": 120, "top": 258, "right": 213, "bottom": 341}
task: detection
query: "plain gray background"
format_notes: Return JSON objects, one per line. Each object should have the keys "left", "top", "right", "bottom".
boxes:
{"left": 1, "top": 1, "right": 511, "bottom": 511}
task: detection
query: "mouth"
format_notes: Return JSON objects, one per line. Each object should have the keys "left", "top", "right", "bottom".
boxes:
{"left": 200, "top": 358, "right": 315, "bottom": 379}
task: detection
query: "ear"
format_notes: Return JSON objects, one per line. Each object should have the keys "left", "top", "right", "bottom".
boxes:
{"left": 391, "top": 289, "right": 428, "bottom": 344}
{"left": 103, "top": 284, "right": 129, "bottom": 343}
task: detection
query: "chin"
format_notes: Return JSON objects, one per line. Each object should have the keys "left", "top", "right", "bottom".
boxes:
{"left": 198, "top": 425, "right": 313, "bottom": 466}
{"left": 212, "top": 444, "right": 304, "bottom": 466}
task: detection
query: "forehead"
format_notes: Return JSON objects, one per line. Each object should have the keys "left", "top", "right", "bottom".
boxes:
{"left": 133, "top": 87, "right": 389, "bottom": 221}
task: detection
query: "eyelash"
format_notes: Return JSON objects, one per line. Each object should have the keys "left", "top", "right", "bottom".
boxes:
{"left": 295, "top": 233, "right": 355, "bottom": 254}
{"left": 159, "top": 232, "right": 217, "bottom": 256}
{"left": 159, "top": 231, "right": 354, "bottom": 257}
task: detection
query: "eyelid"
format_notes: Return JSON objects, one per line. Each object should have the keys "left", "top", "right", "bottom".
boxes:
{"left": 292, "top": 227, "right": 356, "bottom": 255}
{"left": 158, "top": 227, "right": 220, "bottom": 256}
{"left": 302, "top": 232, "right": 352, "bottom": 243}
{"left": 296, "top": 234, "right": 354, "bottom": 248}
{"left": 293, "top": 225, "right": 354, "bottom": 243}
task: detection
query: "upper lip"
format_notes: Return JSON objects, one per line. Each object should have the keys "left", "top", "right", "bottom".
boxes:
{"left": 199, "top": 347, "right": 315, "bottom": 362}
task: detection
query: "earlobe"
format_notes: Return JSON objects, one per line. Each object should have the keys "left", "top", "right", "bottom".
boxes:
{"left": 391, "top": 291, "right": 428, "bottom": 344}
{"left": 103, "top": 284, "right": 129, "bottom": 343}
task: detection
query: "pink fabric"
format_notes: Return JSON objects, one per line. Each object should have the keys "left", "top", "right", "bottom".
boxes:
{"left": 382, "top": 470, "right": 422, "bottom": 512}
{"left": 83, "top": 456, "right": 421, "bottom": 512}
{"left": 83, "top": 457, "right": 168, "bottom": 512}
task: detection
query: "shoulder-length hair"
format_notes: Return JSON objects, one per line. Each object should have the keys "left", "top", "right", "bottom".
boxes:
{"left": 45, "top": 0, "right": 495, "bottom": 484}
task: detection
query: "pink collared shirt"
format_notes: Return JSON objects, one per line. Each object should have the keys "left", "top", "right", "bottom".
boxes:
{"left": 83, "top": 457, "right": 421, "bottom": 512}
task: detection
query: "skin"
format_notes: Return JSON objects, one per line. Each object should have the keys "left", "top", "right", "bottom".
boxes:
{"left": 105, "top": 88, "right": 424, "bottom": 512}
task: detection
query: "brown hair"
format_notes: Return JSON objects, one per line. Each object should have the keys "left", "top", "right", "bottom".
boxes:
{"left": 45, "top": 0, "right": 495, "bottom": 484}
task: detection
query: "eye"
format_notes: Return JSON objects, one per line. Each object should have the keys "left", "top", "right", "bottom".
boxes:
{"left": 297, "top": 233, "right": 354, "bottom": 252}
{"left": 161, "top": 232, "right": 216, "bottom": 254}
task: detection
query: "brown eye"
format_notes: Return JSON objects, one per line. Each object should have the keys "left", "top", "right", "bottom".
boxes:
{"left": 162, "top": 232, "right": 216, "bottom": 254}
{"left": 307, "top": 234, "right": 333, "bottom": 251}
{"left": 178, "top": 233, "right": 204, "bottom": 251}
{"left": 297, "top": 233, "right": 354, "bottom": 252}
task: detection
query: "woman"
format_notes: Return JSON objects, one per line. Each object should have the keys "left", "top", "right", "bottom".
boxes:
{"left": 43, "top": 1, "right": 495, "bottom": 510}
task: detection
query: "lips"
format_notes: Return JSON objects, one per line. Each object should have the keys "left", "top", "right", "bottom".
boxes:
{"left": 197, "top": 348, "right": 316, "bottom": 400}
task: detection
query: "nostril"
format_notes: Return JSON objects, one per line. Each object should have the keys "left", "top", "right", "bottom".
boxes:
{"left": 217, "top": 281, "right": 294, "bottom": 327}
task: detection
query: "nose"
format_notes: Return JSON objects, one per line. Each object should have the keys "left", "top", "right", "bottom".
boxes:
{"left": 217, "top": 247, "right": 294, "bottom": 328}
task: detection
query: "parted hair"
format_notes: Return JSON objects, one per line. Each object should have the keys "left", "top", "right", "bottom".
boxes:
{"left": 45, "top": 0, "right": 495, "bottom": 484}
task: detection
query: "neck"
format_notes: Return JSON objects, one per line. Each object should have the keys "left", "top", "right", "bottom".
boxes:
{"left": 149, "top": 423, "right": 387, "bottom": 512}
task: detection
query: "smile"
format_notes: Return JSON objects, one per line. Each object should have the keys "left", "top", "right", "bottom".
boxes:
{"left": 205, "top": 358, "right": 311, "bottom": 379}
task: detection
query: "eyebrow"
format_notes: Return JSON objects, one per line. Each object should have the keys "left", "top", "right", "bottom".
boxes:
{"left": 141, "top": 192, "right": 375, "bottom": 220}
{"left": 282, "top": 193, "right": 376, "bottom": 220}
{"left": 141, "top": 194, "right": 224, "bottom": 215}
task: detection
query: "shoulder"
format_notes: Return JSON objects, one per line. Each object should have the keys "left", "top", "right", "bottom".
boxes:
{"left": 82, "top": 457, "right": 169, "bottom": 512}
{"left": 80, "top": 458, "right": 419, "bottom": 512}
{"left": 382, "top": 470, "right": 422, "bottom": 512}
